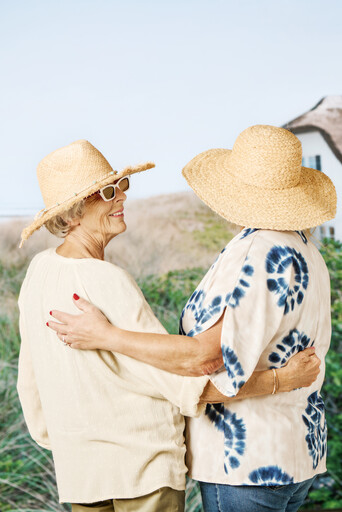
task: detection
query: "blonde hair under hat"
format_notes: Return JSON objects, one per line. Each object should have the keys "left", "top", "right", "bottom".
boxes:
{"left": 182, "top": 124, "right": 337, "bottom": 231}
{"left": 20, "top": 140, "right": 155, "bottom": 247}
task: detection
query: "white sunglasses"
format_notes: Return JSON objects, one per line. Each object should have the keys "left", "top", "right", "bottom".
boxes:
{"left": 98, "top": 176, "right": 130, "bottom": 201}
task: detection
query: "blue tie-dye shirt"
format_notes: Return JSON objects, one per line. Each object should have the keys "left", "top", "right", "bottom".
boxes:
{"left": 180, "top": 228, "right": 331, "bottom": 486}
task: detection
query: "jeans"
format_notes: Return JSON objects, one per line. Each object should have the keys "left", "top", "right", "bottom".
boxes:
{"left": 199, "top": 477, "right": 316, "bottom": 512}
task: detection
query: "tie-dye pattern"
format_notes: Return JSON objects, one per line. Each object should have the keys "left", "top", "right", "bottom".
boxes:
{"left": 248, "top": 466, "right": 294, "bottom": 486}
{"left": 180, "top": 258, "right": 254, "bottom": 337}
{"left": 302, "top": 392, "right": 327, "bottom": 469}
{"left": 205, "top": 403, "right": 247, "bottom": 474}
{"left": 240, "top": 228, "right": 260, "bottom": 239}
{"left": 266, "top": 246, "right": 309, "bottom": 314}
{"left": 183, "top": 229, "right": 331, "bottom": 487}
{"left": 269, "top": 329, "right": 314, "bottom": 368}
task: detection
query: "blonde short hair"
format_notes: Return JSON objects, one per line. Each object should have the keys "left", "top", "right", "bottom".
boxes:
{"left": 45, "top": 200, "right": 85, "bottom": 238}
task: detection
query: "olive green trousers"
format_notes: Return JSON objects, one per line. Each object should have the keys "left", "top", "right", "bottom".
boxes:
{"left": 71, "top": 487, "right": 185, "bottom": 512}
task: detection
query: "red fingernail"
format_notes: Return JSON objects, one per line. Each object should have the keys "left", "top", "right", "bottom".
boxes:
{"left": 46, "top": 322, "right": 49, "bottom": 326}
{"left": 73, "top": 293, "right": 79, "bottom": 300}
{"left": 49, "top": 311, "right": 52, "bottom": 315}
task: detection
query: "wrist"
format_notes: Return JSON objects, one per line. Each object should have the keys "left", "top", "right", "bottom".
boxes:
{"left": 101, "top": 322, "right": 119, "bottom": 351}
{"left": 276, "top": 366, "right": 291, "bottom": 393}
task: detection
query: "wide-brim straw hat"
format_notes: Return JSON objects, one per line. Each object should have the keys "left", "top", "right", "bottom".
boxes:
{"left": 20, "top": 140, "right": 155, "bottom": 247}
{"left": 182, "top": 124, "right": 337, "bottom": 231}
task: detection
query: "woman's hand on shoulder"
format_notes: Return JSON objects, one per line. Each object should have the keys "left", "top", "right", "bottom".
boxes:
{"left": 277, "top": 347, "right": 321, "bottom": 392}
{"left": 47, "top": 295, "right": 116, "bottom": 350}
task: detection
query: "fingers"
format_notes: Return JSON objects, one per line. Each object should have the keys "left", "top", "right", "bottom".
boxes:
{"left": 301, "top": 347, "right": 316, "bottom": 357}
{"left": 305, "top": 357, "right": 320, "bottom": 372}
{"left": 47, "top": 317, "right": 85, "bottom": 350}
{"left": 304, "top": 354, "right": 321, "bottom": 386}
{"left": 72, "top": 294, "right": 94, "bottom": 312}
{"left": 311, "top": 354, "right": 321, "bottom": 365}
{"left": 59, "top": 332, "right": 72, "bottom": 348}
{"left": 56, "top": 332, "right": 84, "bottom": 350}
{"left": 295, "top": 347, "right": 316, "bottom": 362}
{"left": 309, "top": 353, "right": 320, "bottom": 365}
{"left": 47, "top": 320, "right": 70, "bottom": 334}
{"left": 49, "top": 294, "right": 92, "bottom": 325}
{"left": 57, "top": 332, "right": 76, "bottom": 349}
{"left": 303, "top": 352, "right": 320, "bottom": 364}
{"left": 50, "top": 310, "right": 75, "bottom": 324}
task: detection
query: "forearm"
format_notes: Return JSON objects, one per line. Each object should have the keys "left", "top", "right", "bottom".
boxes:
{"left": 199, "top": 367, "right": 289, "bottom": 403}
{"left": 103, "top": 325, "right": 222, "bottom": 377}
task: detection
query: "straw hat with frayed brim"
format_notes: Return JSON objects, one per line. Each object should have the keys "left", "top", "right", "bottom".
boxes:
{"left": 182, "top": 125, "right": 337, "bottom": 231}
{"left": 20, "top": 139, "right": 155, "bottom": 247}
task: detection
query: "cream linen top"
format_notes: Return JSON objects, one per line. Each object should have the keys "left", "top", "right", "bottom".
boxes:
{"left": 17, "top": 248, "right": 209, "bottom": 504}
{"left": 181, "top": 229, "right": 330, "bottom": 487}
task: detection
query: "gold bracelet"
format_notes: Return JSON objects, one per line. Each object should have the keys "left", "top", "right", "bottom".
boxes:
{"left": 272, "top": 368, "right": 277, "bottom": 395}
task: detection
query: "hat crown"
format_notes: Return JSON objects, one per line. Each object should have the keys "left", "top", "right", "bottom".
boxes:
{"left": 229, "top": 125, "right": 302, "bottom": 189}
{"left": 37, "top": 140, "right": 114, "bottom": 208}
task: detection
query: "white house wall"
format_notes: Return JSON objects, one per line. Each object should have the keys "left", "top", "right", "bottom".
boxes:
{"left": 296, "top": 130, "right": 341, "bottom": 241}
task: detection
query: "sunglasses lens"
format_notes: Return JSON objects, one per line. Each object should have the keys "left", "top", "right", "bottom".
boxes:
{"left": 102, "top": 186, "right": 115, "bottom": 200}
{"left": 119, "top": 178, "right": 129, "bottom": 192}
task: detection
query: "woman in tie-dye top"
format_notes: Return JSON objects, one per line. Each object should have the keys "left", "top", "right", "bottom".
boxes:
{"left": 48, "top": 125, "right": 337, "bottom": 512}
{"left": 181, "top": 227, "right": 331, "bottom": 509}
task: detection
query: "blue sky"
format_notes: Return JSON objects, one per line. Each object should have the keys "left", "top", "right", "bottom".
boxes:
{"left": 1, "top": 0, "right": 341, "bottom": 214}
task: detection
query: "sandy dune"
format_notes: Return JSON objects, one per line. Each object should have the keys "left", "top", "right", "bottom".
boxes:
{"left": 1, "top": 191, "right": 237, "bottom": 278}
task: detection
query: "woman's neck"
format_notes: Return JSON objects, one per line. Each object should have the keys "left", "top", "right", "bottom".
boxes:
{"left": 56, "top": 231, "right": 106, "bottom": 260}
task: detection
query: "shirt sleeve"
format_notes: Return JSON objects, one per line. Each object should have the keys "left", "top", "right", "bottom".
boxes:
{"left": 79, "top": 263, "right": 209, "bottom": 417}
{"left": 209, "top": 232, "right": 296, "bottom": 397}
{"left": 17, "top": 313, "right": 51, "bottom": 450}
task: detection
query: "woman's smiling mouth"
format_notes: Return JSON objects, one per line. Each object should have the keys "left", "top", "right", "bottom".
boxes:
{"left": 109, "top": 209, "right": 124, "bottom": 218}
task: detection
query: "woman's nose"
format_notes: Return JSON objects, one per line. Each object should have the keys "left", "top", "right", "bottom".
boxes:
{"left": 115, "top": 187, "right": 127, "bottom": 202}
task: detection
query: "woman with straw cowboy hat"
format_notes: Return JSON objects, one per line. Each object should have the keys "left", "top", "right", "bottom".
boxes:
{"left": 47, "top": 125, "right": 336, "bottom": 512}
{"left": 17, "top": 134, "right": 320, "bottom": 512}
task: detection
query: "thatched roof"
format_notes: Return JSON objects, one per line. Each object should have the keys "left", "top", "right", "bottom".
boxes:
{"left": 284, "top": 96, "right": 342, "bottom": 164}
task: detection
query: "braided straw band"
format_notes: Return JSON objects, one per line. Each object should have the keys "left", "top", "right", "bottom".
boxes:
{"left": 182, "top": 125, "right": 336, "bottom": 231}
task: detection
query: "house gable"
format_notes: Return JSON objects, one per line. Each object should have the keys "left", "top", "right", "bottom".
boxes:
{"left": 284, "top": 96, "right": 342, "bottom": 165}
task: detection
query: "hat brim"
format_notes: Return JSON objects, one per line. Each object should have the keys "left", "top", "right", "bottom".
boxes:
{"left": 182, "top": 148, "right": 337, "bottom": 231}
{"left": 20, "top": 162, "right": 155, "bottom": 247}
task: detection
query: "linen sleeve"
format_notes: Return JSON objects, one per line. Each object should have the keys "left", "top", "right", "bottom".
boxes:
{"left": 81, "top": 263, "right": 209, "bottom": 417}
{"left": 209, "top": 234, "right": 298, "bottom": 398}
{"left": 17, "top": 314, "right": 51, "bottom": 450}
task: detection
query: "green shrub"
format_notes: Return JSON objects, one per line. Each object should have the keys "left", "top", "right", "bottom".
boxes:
{"left": 138, "top": 267, "right": 206, "bottom": 334}
{"left": 192, "top": 213, "right": 234, "bottom": 251}
{"left": 304, "top": 239, "right": 342, "bottom": 509}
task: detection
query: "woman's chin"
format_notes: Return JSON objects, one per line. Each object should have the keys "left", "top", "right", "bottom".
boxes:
{"left": 113, "top": 221, "right": 127, "bottom": 235}
{"left": 104, "top": 219, "right": 127, "bottom": 241}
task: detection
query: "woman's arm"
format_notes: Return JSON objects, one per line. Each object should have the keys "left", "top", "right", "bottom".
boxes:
{"left": 48, "top": 296, "right": 320, "bottom": 398}
{"left": 49, "top": 295, "right": 223, "bottom": 376}
{"left": 200, "top": 348, "right": 319, "bottom": 403}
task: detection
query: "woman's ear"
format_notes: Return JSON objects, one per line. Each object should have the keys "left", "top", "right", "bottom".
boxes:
{"left": 68, "top": 218, "right": 81, "bottom": 227}
{"left": 63, "top": 217, "right": 81, "bottom": 228}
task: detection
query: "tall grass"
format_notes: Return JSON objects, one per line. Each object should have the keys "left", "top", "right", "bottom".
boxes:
{"left": 0, "top": 257, "right": 70, "bottom": 512}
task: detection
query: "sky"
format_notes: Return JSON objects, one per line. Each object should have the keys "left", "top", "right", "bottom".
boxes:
{"left": 1, "top": 0, "right": 342, "bottom": 215}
